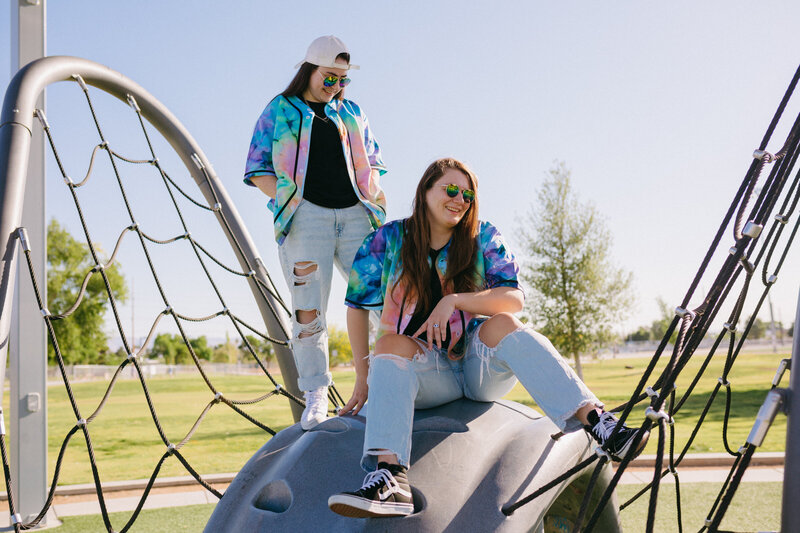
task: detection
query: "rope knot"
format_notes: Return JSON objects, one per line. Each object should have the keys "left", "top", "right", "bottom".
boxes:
{"left": 752, "top": 149, "right": 775, "bottom": 162}
{"left": 645, "top": 407, "right": 673, "bottom": 425}
{"left": 594, "top": 447, "right": 611, "bottom": 460}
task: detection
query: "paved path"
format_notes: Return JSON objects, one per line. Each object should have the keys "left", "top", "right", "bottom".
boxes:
{"left": 0, "top": 457, "right": 785, "bottom": 527}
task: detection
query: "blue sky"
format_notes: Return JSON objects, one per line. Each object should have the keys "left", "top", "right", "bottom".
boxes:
{"left": 3, "top": 2, "right": 800, "bottom": 347}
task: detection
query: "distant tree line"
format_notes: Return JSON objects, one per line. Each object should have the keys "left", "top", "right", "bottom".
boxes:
{"left": 46, "top": 220, "right": 355, "bottom": 367}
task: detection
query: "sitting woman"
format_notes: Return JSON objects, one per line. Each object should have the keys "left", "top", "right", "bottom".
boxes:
{"left": 328, "top": 158, "right": 648, "bottom": 518}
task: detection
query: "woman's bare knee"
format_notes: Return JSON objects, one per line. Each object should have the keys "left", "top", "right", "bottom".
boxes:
{"left": 478, "top": 312, "right": 523, "bottom": 348}
{"left": 374, "top": 334, "right": 421, "bottom": 359}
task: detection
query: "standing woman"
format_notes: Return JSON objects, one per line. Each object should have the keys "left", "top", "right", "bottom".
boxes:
{"left": 329, "top": 158, "right": 648, "bottom": 518}
{"left": 244, "top": 36, "right": 387, "bottom": 430}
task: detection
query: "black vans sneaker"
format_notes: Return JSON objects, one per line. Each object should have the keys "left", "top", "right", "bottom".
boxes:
{"left": 328, "top": 462, "right": 414, "bottom": 518}
{"left": 586, "top": 410, "right": 650, "bottom": 462}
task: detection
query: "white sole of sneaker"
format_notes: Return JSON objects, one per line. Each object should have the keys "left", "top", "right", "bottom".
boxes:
{"left": 300, "top": 414, "right": 328, "bottom": 431}
{"left": 328, "top": 494, "right": 413, "bottom": 518}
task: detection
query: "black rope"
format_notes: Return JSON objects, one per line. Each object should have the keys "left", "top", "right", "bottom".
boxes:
{"left": 706, "top": 444, "right": 756, "bottom": 531}
{"left": 502, "top": 455, "right": 598, "bottom": 515}
{"left": 580, "top": 62, "right": 800, "bottom": 531}
{"left": 571, "top": 455, "right": 608, "bottom": 532}
{"left": 0, "top": 411, "right": 21, "bottom": 533}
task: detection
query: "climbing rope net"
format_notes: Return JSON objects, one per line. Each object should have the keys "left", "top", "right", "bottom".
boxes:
{"left": 0, "top": 68, "right": 348, "bottom": 532}
{"left": 503, "top": 62, "right": 800, "bottom": 532}
{"left": 0, "top": 57, "right": 798, "bottom": 533}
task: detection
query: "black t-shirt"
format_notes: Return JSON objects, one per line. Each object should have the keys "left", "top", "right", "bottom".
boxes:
{"left": 403, "top": 247, "right": 452, "bottom": 349}
{"left": 302, "top": 100, "right": 359, "bottom": 208}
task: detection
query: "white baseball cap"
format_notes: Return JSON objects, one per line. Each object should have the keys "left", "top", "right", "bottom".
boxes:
{"left": 295, "top": 35, "right": 360, "bottom": 70}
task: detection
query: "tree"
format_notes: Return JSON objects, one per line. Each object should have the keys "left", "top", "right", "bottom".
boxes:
{"left": 149, "top": 333, "right": 211, "bottom": 364}
{"left": 520, "top": 162, "right": 633, "bottom": 379}
{"left": 628, "top": 326, "right": 651, "bottom": 342}
{"left": 189, "top": 336, "right": 213, "bottom": 361}
{"left": 212, "top": 333, "right": 239, "bottom": 363}
{"left": 150, "top": 333, "right": 184, "bottom": 364}
{"left": 328, "top": 325, "right": 353, "bottom": 367}
{"left": 238, "top": 334, "right": 275, "bottom": 366}
{"left": 649, "top": 297, "right": 679, "bottom": 345}
{"left": 744, "top": 316, "right": 766, "bottom": 340}
{"left": 47, "top": 220, "right": 127, "bottom": 365}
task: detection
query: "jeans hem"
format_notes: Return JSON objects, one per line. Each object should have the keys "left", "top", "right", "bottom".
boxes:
{"left": 297, "top": 373, "right": 333, "bottom": 392}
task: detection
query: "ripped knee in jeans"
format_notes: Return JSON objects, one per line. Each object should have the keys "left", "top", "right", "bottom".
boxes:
{"left": 473, "top": 330, "right": 498, "bottom": 387}
{"left": 294, "top": 309, "right": 324, "bottom": 341}
{"left": 290, "top": 261, "right": 323, "bottom": 340}
{"left": 292, "top": 260, "right": 318, "bottom": 287}
{"left": 370, "top": 353, "right": 413, "bottom": 370}
{"left": 370, "top": 349, "right": 440, "bottom": 372}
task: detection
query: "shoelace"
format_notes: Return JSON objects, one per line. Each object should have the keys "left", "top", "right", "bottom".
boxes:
{"left": 359, "top": 468, "right": 397, "bottom": 493}
{"left": 592, "top": 412, "right": 618, "bottom": 441}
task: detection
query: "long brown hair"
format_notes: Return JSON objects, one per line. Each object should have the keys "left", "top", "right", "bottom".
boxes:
{"left": 395, "top": 158, "right": 480, "bottom": 313}
{"left": 282, "top": 53, "right": 350, "bottom": 101}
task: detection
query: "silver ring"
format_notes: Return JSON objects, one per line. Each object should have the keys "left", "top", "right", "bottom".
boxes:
{"left": 433, "top": 323, "right": 440, "bottom": 328}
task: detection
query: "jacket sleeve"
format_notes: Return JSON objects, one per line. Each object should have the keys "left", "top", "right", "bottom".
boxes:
{"left": 243, "top": 97, "right": 280, "bottom": 186}
{"left": 362, "top": 112, "right": 386, "bottom": 175}
{"left": 345, "top": 226, "right": 388, "bottom": 310}
{"left": 349, "top": 100, "right": 386, "bottom": 175}
{"left": 481, "top": 222, "right": 520, "bottom": 290}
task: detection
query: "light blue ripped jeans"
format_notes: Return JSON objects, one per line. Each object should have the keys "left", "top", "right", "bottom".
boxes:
{"left": 278, "top": 200, "right": 373, "bottom": 392}
{"left": 361, "top": 320, "right": 601, "bottom": 471}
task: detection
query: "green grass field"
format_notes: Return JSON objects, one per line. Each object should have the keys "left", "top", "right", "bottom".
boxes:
{"left": 50, "top": 482, "right": 782, "bottom": 532}
{"left": 0, "top": 350, "right": 789, "bottom": 531}
{"left": 1, "top": 350, "right": 788, "bottom": 486}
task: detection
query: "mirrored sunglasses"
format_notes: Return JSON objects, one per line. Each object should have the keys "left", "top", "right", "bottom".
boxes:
{"left": 441, "top": 183, "right": 475, "bottom": 203}
{"left": 318, "top": 71, "right": 351, "bottom": 88}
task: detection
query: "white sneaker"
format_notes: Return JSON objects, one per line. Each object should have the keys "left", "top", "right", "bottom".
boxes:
{"left": 301, "top": 386, "right": 329, "bottom": 430}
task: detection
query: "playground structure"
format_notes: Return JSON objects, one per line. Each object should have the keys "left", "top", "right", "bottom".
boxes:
{"left": 2, "top": 14, "right": 800, "bottom": 533}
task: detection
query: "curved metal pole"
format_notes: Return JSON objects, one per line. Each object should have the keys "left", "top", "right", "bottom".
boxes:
{"left": 0, "top": 56, "right": 301, "bottom": 420}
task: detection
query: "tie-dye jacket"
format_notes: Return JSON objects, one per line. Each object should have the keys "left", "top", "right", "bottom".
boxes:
{"left": 244, "top": 95, "right": 387, "bottom": 244}
{"left": 345, "top": 219, "right": 521, "bottom": 359}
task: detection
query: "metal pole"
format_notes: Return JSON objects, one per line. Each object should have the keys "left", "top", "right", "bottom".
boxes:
{"left": 781, "top": 286, "right": 800, "bottom": 532}
{"left": 7, "top": 0, "right": 54, "bottom": 526}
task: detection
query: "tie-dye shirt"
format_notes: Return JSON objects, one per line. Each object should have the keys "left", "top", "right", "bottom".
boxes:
{"left": 244, "top": 95, "right": 387, "bottom": 244}
{"left": 346, "top": 219, "right": 521, "bottom": 358}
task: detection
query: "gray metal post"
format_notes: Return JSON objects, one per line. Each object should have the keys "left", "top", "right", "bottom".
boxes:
{"left": 781, "top": 286, "right": 800, "bottom": 532}
{"left": 7, "top": 0, "right": 53, "bottom": 526}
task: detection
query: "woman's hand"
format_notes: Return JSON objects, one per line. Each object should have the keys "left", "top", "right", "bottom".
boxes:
{"left": 413, "top": 294, "right": 457, "bottom": 350}
{"left": 339, "top": 374, "right": 368, "bottom": 416}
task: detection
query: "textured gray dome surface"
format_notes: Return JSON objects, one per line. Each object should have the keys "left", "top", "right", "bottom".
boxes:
{"left": 205, "top": 398, "right": 621, "bottom": 532}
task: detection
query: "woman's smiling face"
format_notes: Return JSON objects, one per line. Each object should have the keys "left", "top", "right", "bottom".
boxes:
{"left": 303, "top": 59, "right": 349, "bottom": 103}
{"left": 425, "top": 169, "right": 474, "bottom": 232}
